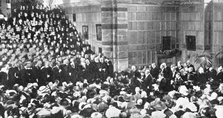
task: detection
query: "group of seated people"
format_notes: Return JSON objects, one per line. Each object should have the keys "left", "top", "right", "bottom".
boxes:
{"left": 0, "top": 3, "right": 114, "bottom": 87}
{"left": 0, "top": 2, "right": 223, "bottom": 118}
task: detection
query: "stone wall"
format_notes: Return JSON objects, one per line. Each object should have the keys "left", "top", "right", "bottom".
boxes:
{"left": 101, "top": 0, "right": 129, "bottom": 71}
{"left": 178, "top": 1, "right": 205, "bottom": 64}
{"left": 212, "top": 0, "right": 223, "bottom": 66}
{"left": 127, "top": 4, "right": 178, "bottom": 67}
{"left": 101, "top": 0, "right": 180, "bottom": 70}
{"left": 62, "top": 0, "right": 223, "bottom": 71}
{"left": 64, "top": 5, "right": 101, "bottom": 53}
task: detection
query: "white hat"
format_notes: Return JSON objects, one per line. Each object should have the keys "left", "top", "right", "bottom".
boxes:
{"left": 99, "top": 90, "right": 109, "bottom": 97}
{"left": 136, "top": 99, "right": 143, "bottom": 105}
{"left": 178, "top": 85, "right": 189, "bottom": 96}
{"left": 185, "top": 103, "right": 197, "bottom": 112}
{"left": 151, "top": 111, "right": 166, "bottom": 118}
{"left": 91, "top": 112, "right": 103, "bottom": 118}
{"left": 143, "top": 102, "right": 150, "bottom": 109}
{"left": 135, "top": 87, "right": 140, "bottom": 93}
{"left": 181, "top": 112, "right": 197, "bottom": 118}
{"left": 152, "top": 84, "right": 159, "bottom": 91}
{"left": 120, "top": 102, "right": 128, "bottom": 109}
{"left": 193, "top": 86, "right": 201, "bottom": 92}
{"left": 215, "top": 105, "right": 223, "bottom": 118}
{"left": 140, "top": 109, "right": 147, "bottom": 116}
{"left": 168, "top": 90, "right": 178, "bottom": 99}
{"left": 38, "top": 86, "right": 50, "bottom": 95}
{"left": 78, "top": 102, "right": 87, "bottom": 111}
{"left": 169, "top": 114, "right": 177, "bottom": 118}
{"left": 120, "top": 91, "right": 127, "bottom": 95}
{"left": 175, "top": 97, "right": 190, "bottom": 110}
{"left": 208, "top": 92, "right": 218, "bottom": 101}
{"left": 141, "top": 91, "right": 147, "bottom": 98}
{"left": 36, "top": 108, "right": 51, "bottom": 118}
{"left": 204, "top": 87, "right": 212, "bottom": 95}
{"left": 217, "top": 96, "right": 223, "bottom": 102}
{"left": 70, "top": 114, "right": 83, "bottom": 118}
{"left": 105, "top": 106, "right": 121, "bottom": 118}
{"left": 51, "top": 106, "right": 62, "bottom": 115}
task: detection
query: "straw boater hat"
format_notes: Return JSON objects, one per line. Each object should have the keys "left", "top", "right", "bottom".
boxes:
{"left": 5, "top": 90, "right": 18, "bottom": 100}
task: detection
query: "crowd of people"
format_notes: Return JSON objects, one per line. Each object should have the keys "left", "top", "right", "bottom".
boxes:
{"left": 0, "top": 3, "right": 114, "bottom": 87}
{"left": 0, "top": 2, "right": 223, "bottom": 118}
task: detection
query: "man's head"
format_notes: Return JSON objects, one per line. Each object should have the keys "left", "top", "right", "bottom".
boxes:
{"left": 131, "top": 65, "right": 137, "bottom": 72}
{"left": 151, "top": 63, "right": 156, "bottom": 68}
{"left": 145, "top": 68, "right": 150, "bottom": 76}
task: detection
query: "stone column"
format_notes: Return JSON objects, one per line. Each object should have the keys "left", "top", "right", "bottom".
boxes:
{"left": 101, "top": 0, "right": 129, "bottom": 71}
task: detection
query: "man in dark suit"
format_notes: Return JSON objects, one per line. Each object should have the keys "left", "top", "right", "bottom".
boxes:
{"left": 129, "top": 65, "right": 141, "bottom": 93}
{"left": 20, "top": 61, "right": 35, "bottom": 86}
{"left": 161, "top": 63, "right": 172, "bottom": 80}
{"left": 186, "top": 60, "right": 195, "bottom": 72}
{"left": 69, "top": 61, "right": 79, "bottom": 84}
{"left": 98, "top": 57, "right": 107, "bottom": 82}
{"left": 150, "top": 63, "right": 159, "bottom": 79}
{"left": 216, "top": 66, "right": 223, "bottom": 83}
{"left": 196, "top": 67, "right": 208, "bottom": 86}
{"left": 105, "top": 58, "right": 113, "bottom": 78}
{"left": 186, "top": 66, "right": 197, "bottom": 88}
{"left": 52, "top": 61, "right": 61, "bottom": 82}
{"left": 83, "top": 59, "right": 93, "bottom": 83}
{"left": 7, "top": 63, "right": 20, "bottom": 89}
{"left": 33, "top": 61, "right": 43, "bottom": 85}
{"left": 85, "top": 45, "right": 94, "bottom": 55}
{"left": 160, "top": 63, "right": 173, "bottom": 92}
{"left": 129, "top": 65, "right": 141, "bottom": 79}
{"left": 90, "top": 57, "right": 100, "bottom": 81}
{"left": 40, "top": 61, "right": 53, "bottom": 85}
{"left": 142, "top": 69, "right": 153, "bottom": 93}
{"left": 59, "top": 59, "right": 71, "bottom": 83}
{"left": 0, "top": 70, "right": 7, "bottom": 86}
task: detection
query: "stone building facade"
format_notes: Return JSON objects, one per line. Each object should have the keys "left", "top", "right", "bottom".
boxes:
{"left": 62, "top": 0, "right": 223, "bottom": 71}
{"left": 0, "top": 0, "right": 11, "bottom": 17}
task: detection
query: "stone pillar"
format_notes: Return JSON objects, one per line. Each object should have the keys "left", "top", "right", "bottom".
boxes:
{"left": 101, "top": 0, "right": 129, "bottom": 71}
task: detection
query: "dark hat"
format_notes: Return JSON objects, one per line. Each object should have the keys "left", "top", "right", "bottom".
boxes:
{"left": 119, "top": 112, "right": 128, "bottom": 118}
{"left": 97, "top": 102, "right": 108, "bottom": 112}
{"left": 164, "top": 109, "right": 173, "bottom": 117}
{"left": 150, "top": 99, "right": 167, "bottom": 111}
{"left": 118, "top": 96, "right": 125, "bottom": 102}
{"left": 71, "top": 100, "right": 80, "bottom": 112}
{"left": 79, "top": 107, "right": 96, "bottom": 117}
{"left": 174, "top": 110, "right": 185, "bottom": 118}
{"left": 123, "top": 95, "right": 133, "bottom": 102}
{"left": 59, "top": 98, "right": 71, "bottom": 107}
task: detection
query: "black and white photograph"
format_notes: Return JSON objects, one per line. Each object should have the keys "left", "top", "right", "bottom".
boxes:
{"left": 0, "top": 0, "right": 223, "bottom": 118}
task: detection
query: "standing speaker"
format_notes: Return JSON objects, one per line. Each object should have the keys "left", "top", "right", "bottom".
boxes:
{"left": 186, "top": 35, "right": 196, "bottom": 51}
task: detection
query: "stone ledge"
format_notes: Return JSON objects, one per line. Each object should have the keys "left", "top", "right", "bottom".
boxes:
{"left": 102, "top": 24, "right": 128, "bottom": 29}
{"left": 102, "top": 41, "right": 128, "bottom": 45}
{"left": 101, "top": 7, "right": 128, "bottom": 11}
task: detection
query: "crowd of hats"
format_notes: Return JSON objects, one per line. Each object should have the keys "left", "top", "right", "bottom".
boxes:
{"left": 1, "top": 2, "right": 223, "bottom": 118}
{"left": 0, "top": 61, "right": 223, "bottom": 118}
